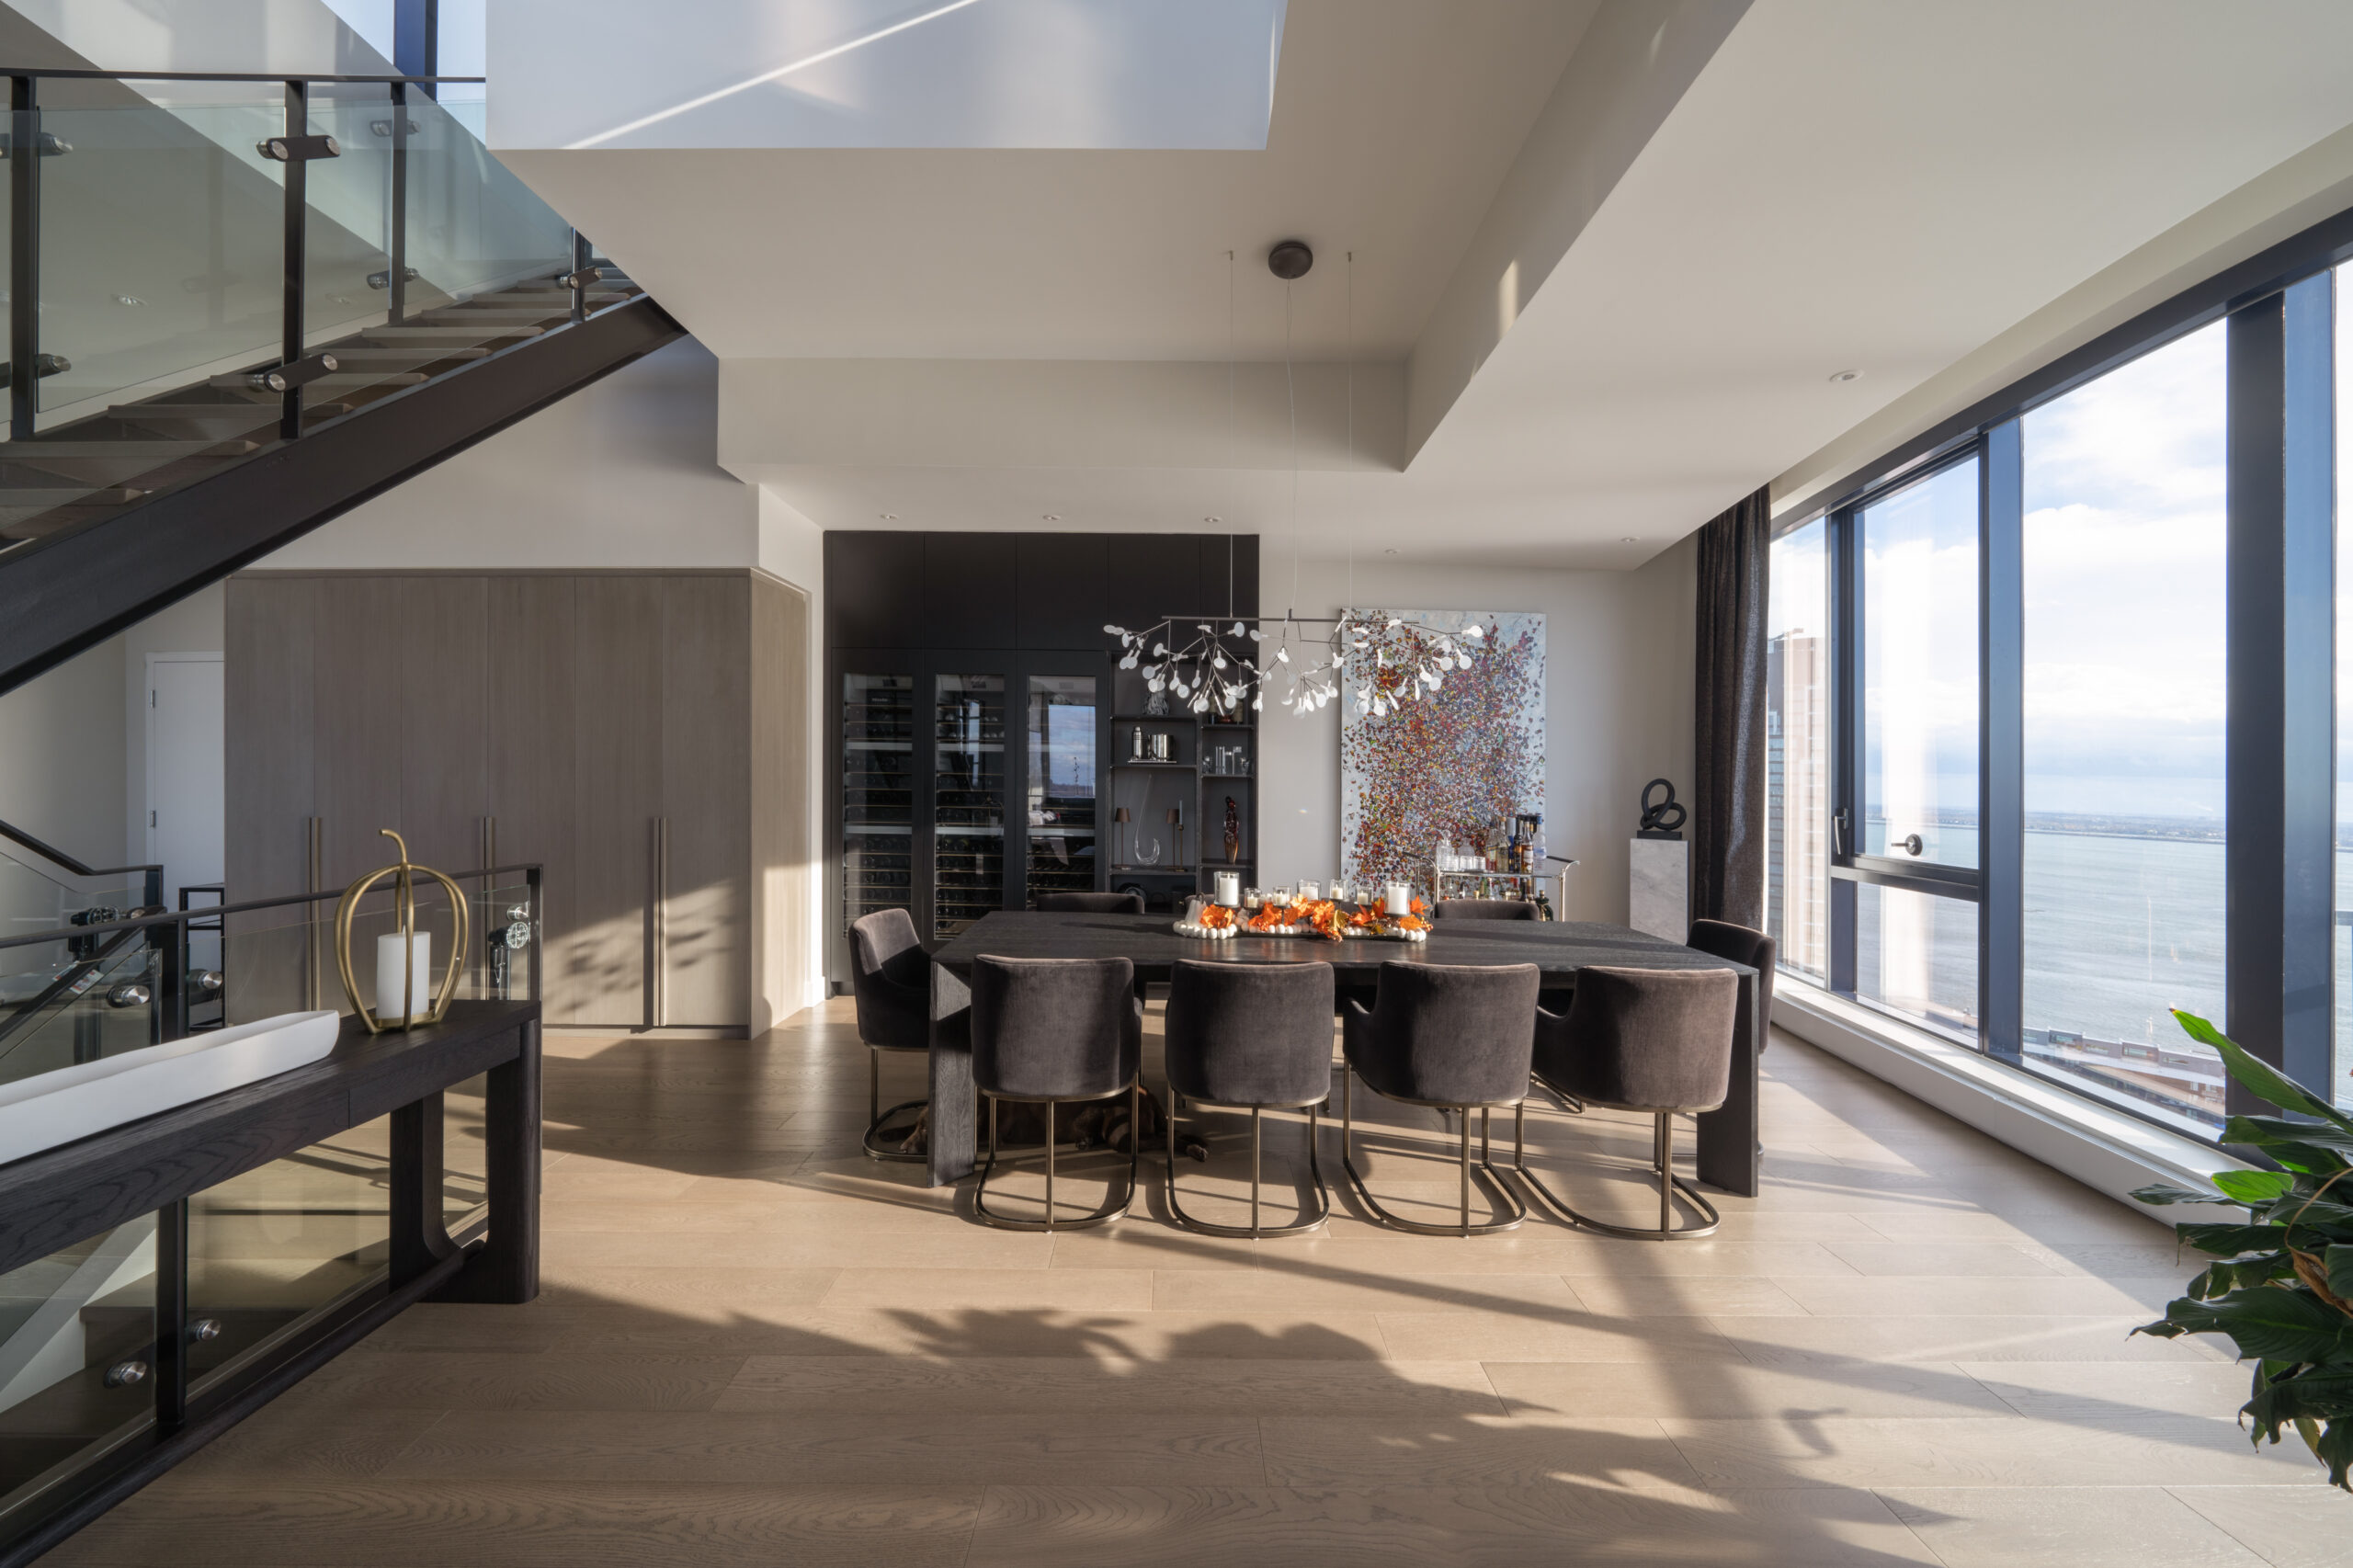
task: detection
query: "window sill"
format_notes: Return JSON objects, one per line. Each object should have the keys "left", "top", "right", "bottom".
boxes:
{"left": 1771, "top": 977, "right": 2248, "bottom": 1221}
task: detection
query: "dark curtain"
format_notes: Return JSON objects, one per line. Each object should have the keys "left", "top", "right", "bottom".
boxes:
{"left": 1691, "top": 486, "right": 1770, "bottom": 929}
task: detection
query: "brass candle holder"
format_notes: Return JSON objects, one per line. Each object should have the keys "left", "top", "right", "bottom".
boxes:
{"left": 334, "top": 828, "right": 470, "bottom": 1032}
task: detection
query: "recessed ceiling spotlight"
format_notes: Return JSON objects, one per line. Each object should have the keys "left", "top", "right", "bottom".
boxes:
{"left": 1382, "top": 548, "right": 1400, "bottom": 556}
{"left": 1042, "top": 514, "right": 1061, "bottom": 522}
{"left": 1620, "top": 536, "right": 1638, "bottom": 543}
{"left": 1828, "top": 369, "right": 1862, "bottom": 383}
{"left": 880, "top": 513, "right": 898, "bottom": 520}
{"left": 1204, "top": 516, "right": 1222, "bottom": 525}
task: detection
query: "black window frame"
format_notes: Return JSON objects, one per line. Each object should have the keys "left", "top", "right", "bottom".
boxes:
{"left": 1776, "top": 201, "right": 2352, "bottom": 1142}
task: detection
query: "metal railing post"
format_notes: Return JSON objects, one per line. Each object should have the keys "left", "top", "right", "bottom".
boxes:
{"left": 10, "top": 74, "right": 39, "bottom": 441}
{"left": 154, "top": 1199, "right": 188, "bottom": 1433}
{"left": 526, "top": 866, "right": 541, "bottom": 1006}
{"left": 280, "top": 80, "right": 308, "bottom": 440}
{"left": 569, "top": 229, "right": 590, "bottom": 324}
{"left": 388, "top": 81, "right": 408, "bottom": 325}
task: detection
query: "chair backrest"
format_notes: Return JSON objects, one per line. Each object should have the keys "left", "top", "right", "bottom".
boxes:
{"left": 1357, "top": 960, "right": 1540, "bottom": 1105}
{"left": 970, "top": 955, "right": 1139, "bottom": 1100}
{"left": 1688, "top": 918, "right": 1774, "bottom": 1034}
{"left": 1431, "top": 898, "right": 1537, "bottom": 921}
{"left": 848, "top": 906, "right": 928, "bottom": 1050}
{"left": 1539, "top": 965, "right": 1739, "bottom": 1112}
{"left": 1164, "top": 960, "right": 1334, "bottom": 1108}
{"left": 1036, "top": 892, "right": 1147, "bottom": 915}
{"left": 851, "top": 907, "right": 925, "bottom": 988}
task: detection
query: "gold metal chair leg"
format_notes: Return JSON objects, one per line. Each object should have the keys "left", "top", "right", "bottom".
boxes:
{"left": 1165, "top": 1088, "right": 1330, "bottom": 1238}
{"left": 1338, "top": 1068, "right": 1525, "bottom": 1236}
{"left": 861, "top": 1045, "right": 928, "bottom": 1164}
{"left": 1515, "top": 1107, "right": 1722, "bottom": 1241}
{"left": 972, "top": 1087, "right": 1141, "bottom": 1233}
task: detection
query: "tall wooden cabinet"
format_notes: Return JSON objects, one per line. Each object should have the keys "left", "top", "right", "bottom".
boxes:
{"left": 227, "top": 568, "right": 801, "bottom": 1032}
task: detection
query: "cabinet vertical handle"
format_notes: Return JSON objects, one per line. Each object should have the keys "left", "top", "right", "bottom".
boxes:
{"left": 650, "top": 816, "right": 670, "bottom": 1028}
{"left": 303, "top": 815, "right": 323, "bottom": 1010}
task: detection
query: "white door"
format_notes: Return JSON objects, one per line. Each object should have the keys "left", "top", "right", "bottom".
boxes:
{"left": 145, "top": 655, "right": 224, "bottom": 905}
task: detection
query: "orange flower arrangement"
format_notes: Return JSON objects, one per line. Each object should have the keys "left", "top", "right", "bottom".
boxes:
{"left": 1392, "top": 914, "right": 1430, "bottom": 932}
{"left": 1246, "top": 903, "right": 1292, "bottom": 932}
{"left": 1302, "top": 899, "right": 1348, "bottom": 941}
{"left": 1197, "top": 903, "right": 1236, "bottom": 930}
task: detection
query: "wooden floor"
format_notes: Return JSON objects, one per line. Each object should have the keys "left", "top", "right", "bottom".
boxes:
{"left": 50, "top": 998, "right": 2340, "bottom": 1566}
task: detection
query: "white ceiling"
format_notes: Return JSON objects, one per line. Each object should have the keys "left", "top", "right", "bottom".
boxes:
{"left": 498, "top": 0, "right": 1595, "bottom": 362}
{"left": 498, "top": 0, "right": 2353, "bottom": 570}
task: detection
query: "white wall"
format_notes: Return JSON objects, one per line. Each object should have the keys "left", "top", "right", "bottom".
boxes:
{"left": 0, "top": 638, "right": 127, "bottom": 928}
{"left": 265, "top": 339, "right": 759, "bottom": 571}
{"left": 1256, "top": 540, "right": 1695, "bottom": 922}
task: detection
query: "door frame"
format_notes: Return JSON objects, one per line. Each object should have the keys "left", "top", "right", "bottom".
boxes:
{"left": 143, "top": 651, "right": 225, "bottom": 874}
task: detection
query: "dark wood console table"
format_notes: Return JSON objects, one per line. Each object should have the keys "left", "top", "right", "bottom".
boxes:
{"left": 925, "top": 914, "right": 1759, "bottom": 1197}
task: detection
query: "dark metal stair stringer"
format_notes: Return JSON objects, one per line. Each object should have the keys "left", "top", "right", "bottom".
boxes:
{"left": 0, "top": 293, "right": 686, "bottom": 698}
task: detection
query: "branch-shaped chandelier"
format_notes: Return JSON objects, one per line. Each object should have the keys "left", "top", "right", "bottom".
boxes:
{"left": 1105, "top": 612, "right": 1483, "bottom": 718}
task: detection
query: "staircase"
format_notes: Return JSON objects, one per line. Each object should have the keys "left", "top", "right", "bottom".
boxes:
{"left": 0, "top": 68, "right": 685, "bottom": 696}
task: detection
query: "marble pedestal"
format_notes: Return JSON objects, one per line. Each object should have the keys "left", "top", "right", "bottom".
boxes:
{"left": 1628, "top": 836, "right": 1689, "bottom": 942}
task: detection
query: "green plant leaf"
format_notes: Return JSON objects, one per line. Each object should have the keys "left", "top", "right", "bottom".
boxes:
{"left": 2224, "top": 1117, "right": 2353, "bottom": 1155}
{"left": 2154, "top": 1288, "right": 2353, "bottom": 1364}
{"left": 2214, "top": 1170, "right": 2298, "bottom": 1205}
{"left": 2134, "top": 1182, "right": 2225, "bottom": 1207}
{"left": 2328, "top": 1245, "right": 2353, "bottom": 1303}
{"left": 2175, "top": 1221, "right": 2288, "bottom": 1257}
{"left": 2244, "top": 1370, "right": 2353, "bottom": 1437}
{"left": 2173, "top": 1011, "right": 2352, "bottom": 1129}
{"left": 2320, "top": 1415, "right": 2353, "bottom": 1491}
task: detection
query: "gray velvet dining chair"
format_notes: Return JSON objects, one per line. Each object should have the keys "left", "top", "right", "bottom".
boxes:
{"left": 967, "top": 954, "right": 1144, "bottom": 1232}
{"left": 1687, "top": 918, "right": 1774, "bottom": 1050}
{"left": 1430, "top": 898, "right": 1538, "bottom": 921}
{"left": 1519, "top": 965, "right": 1740, "bottom": 1240}
{"left": 1035, "top": 891, "right": 1147, "bottom": 915}
{"left": 848, "top": 907, "right": 931, "bottom": 1162}
{"left": 1339, "top": 960, "right": 1540, "bottom": 1236}
{"left": 1162, "top": 960, "right": 1335, "bottom": 1237}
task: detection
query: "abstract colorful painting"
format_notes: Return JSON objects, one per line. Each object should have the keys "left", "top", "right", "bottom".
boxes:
{"left": 1339, "top": 610, "right": 1544, "bottom": 894}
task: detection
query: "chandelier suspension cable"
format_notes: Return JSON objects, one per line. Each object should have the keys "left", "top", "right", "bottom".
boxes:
{"left": 1226, "top": 248, "right": 1236, "bottom": 619}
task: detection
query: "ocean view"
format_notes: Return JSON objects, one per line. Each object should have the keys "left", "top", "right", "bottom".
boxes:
{"left": 1838, "top": 821, "right": 2353, "bottom": 1118}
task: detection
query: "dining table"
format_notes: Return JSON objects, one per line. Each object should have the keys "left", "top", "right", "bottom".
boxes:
{"left": 924, "top": 910, "right": 1762, "bottom": 1197}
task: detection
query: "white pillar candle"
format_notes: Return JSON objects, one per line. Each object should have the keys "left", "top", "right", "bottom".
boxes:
{"left": 375, "top": 930, "right": 433, "bottom": 1023}
{"left": 1383, "top": 882, "right": 1410, "bottom": 915}
{"left": 1214, "top": 871, "right": 1240, "bottom": 907}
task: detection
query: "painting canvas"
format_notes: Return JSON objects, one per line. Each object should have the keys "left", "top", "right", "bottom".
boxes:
{"left": 1339, "top": 609, "right": 1544, "bottom": 894}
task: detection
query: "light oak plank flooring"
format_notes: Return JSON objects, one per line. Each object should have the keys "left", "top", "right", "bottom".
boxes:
{"left": 49, "top": 998, "right": 2325, "bottom": 1567}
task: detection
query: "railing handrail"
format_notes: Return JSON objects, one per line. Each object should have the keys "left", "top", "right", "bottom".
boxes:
{"left": 0, "top": 69, "right": 486, "bottom": 85}
{"left": 0, "top": 817, "right": 160, "bottom": 881}
{"left": 0, "top": 861, "right": 543, "bottom": 953}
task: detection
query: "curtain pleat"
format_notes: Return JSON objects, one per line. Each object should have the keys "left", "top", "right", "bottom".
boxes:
{"left": 1692, "top": 486, "right": 1770, "bottom": 929}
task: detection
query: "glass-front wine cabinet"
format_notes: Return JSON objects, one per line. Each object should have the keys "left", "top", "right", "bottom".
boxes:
{"left": 841, "top": 674, "right": 915, "bottom": 932}
{"left": 834, "top": 655, "right": 1106, "bottom": 961}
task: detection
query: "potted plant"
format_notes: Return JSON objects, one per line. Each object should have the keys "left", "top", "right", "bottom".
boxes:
{"left": 2131, "top": 1009, "right": 2353, "bottom": 1490}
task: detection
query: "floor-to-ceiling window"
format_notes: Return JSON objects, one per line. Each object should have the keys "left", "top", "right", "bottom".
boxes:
{"left": 2019, "top": 322, "right": 2230, "bottom": 1132}
{"left": 1761, "top": 205, "right": 2353, "bottom": 1139}
{"left": 2336, "top": 261, "right": 2353, "bottom": 1114}
{"left": 1855, "top": 459, "right": 1981, "bottom": 1040}
{"left": 1768, "top": 519, "right": 1830, "bottom": 980}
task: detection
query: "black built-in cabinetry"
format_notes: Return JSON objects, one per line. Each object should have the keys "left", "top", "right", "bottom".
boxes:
{"left": 825, "top": 532, "right": 1257, "bottom": 978}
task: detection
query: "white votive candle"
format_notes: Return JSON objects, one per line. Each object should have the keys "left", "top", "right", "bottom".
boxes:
{"left": 1214, "top": 871, "right": 1240, "bottom": 907}
{"left": 1383, "top": 882, "right": 1410, "bottom": 915}
{"left": 375, "top": 930, "right": 432, "bottom": 1022}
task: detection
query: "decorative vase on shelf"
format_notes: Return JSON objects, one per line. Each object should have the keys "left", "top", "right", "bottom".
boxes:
{"left": 1134, "top": 836, "right": 1162, "bottom": 867}
{"left": 1222, "top": 796, "right": 1241, "bottom": 865}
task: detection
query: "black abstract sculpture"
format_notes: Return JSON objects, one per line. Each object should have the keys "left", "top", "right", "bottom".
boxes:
{"left": 1637, "top": 778, "right": 1687, "bottom": 840}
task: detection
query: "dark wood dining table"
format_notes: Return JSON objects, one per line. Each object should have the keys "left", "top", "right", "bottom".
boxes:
{"left": 925, "top": 911, "right": 1761, "bottom": 1197}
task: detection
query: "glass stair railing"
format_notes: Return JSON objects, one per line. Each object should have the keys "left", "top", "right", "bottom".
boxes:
{"left": 0, "top": 821, "right": 166, "bottom": 1081}
{"left": 0, "top": 68, "right": 642, "bottom": 560}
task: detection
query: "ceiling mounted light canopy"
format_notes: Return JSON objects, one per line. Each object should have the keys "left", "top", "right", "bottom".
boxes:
{"left": 1267, "top": 239, "right": 1313, "bottom": 280}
